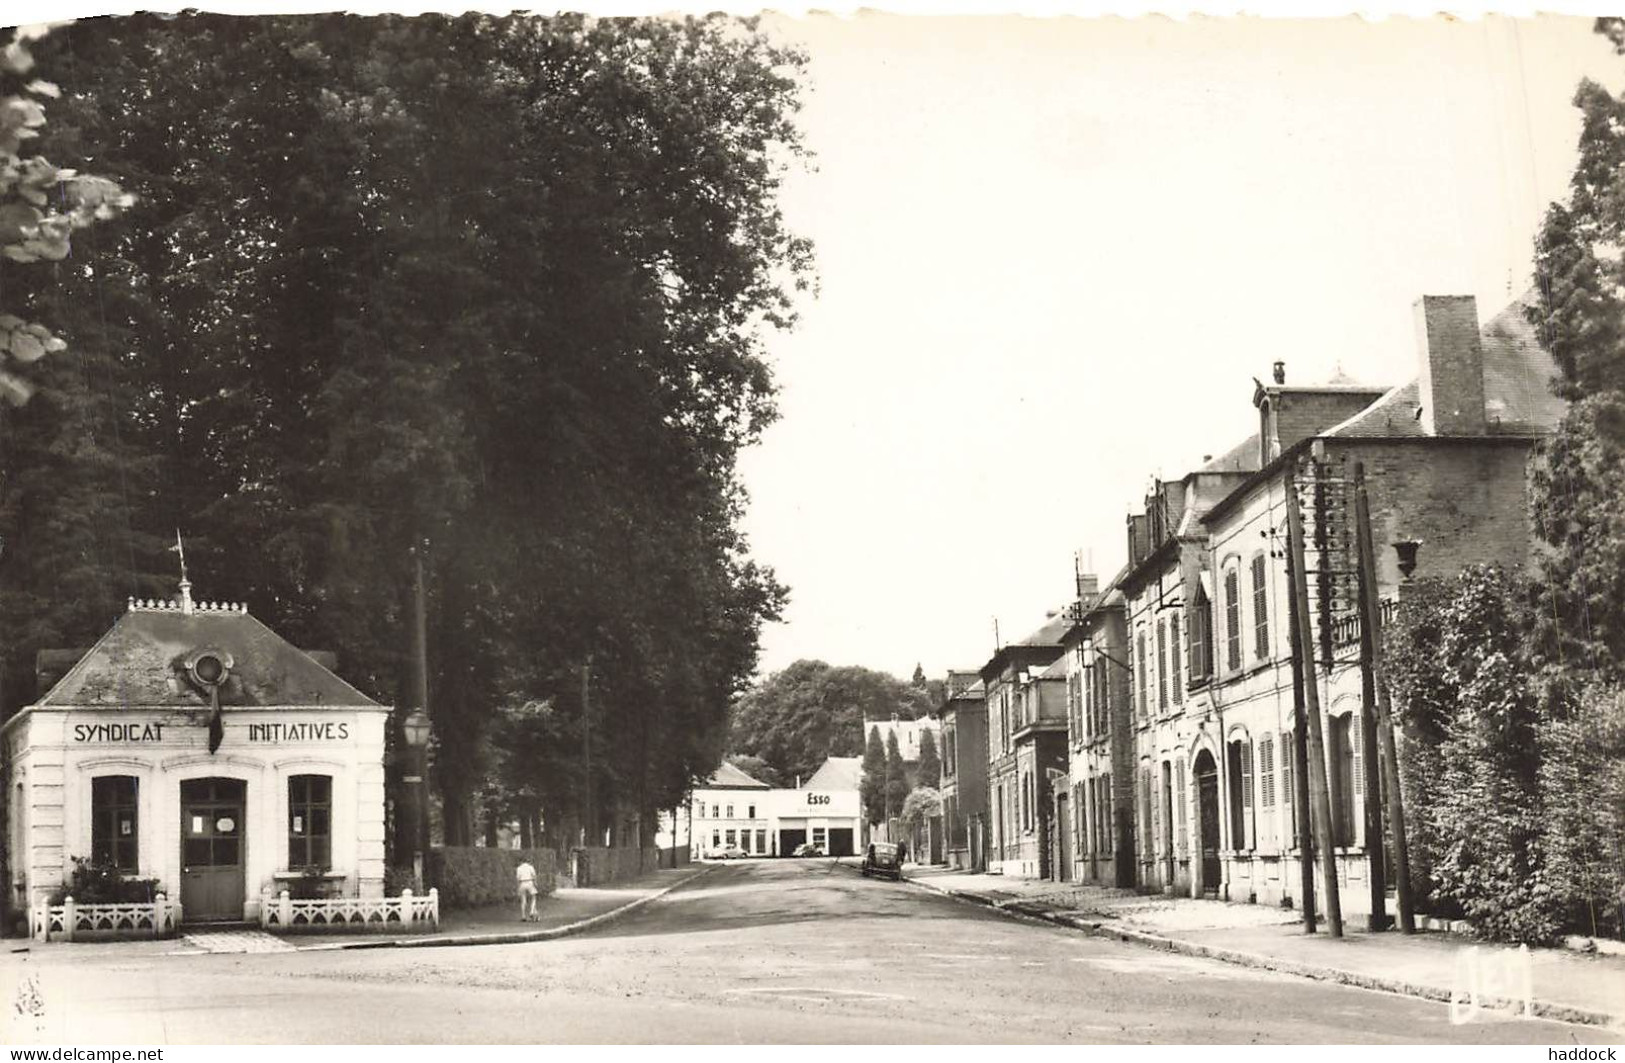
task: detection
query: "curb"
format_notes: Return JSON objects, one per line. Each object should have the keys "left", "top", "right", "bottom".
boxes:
{"left": 897, "top": 872, "right": 1622, "bottom": 1030}
{"left": 294, "top": 865, "right": 716, "bottom": 952}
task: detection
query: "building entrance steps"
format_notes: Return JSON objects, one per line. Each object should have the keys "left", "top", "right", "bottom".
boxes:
{"left": 899, "top": 865, "right": 1625, "bottom": 1030}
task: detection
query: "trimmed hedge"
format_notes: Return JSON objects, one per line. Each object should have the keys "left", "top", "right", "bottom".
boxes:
{"left": 424, "top": 847, "right": 558, "bottom": 909}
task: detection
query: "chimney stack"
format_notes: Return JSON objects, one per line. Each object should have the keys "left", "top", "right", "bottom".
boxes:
{"left": 1415, "top": 295, "right": 1486, "bottom": 436}
{"left": 1272, "top": 360, "right": 1286, "bottom": 384}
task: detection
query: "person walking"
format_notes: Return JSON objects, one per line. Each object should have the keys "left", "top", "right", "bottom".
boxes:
{"left": 516, "top": 857, "right": 539, "bottom": 922}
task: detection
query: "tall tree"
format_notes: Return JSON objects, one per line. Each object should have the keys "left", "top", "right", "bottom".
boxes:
{"left": 916, "top": 727, "right": 942, "bottom": 788}
{"left": 729, "top": 659, "right": 932, "bottom": 783}
{"left": 884, "top": 729, "right": 908, "bottom": 820}
{"left": 1528, "top": 19, "right": 1625, "bottom": 678}
{"left": 860, "top": 725, "right": 885, "bottom": 826}
{"left": 2, "top": 13, "right": 808, "bottom": 852}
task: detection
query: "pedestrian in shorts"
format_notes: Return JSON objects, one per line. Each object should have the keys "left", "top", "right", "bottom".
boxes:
{"left": 516, "top": 858, "right": 539, "bottom": 922}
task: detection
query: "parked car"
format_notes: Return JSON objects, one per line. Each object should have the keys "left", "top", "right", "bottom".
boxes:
{"left": 710, "top": 844, "right": 748, "bottom": 860}
{"left": 861, "top": 842, "right": 903, "bottom": 880}
{"left": 792, "top": 843, "right": 824, "bottom": 858}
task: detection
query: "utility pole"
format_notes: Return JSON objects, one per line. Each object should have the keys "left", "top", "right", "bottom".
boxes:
{"left": 581, "top": 656, "right": 594, "bottom": 846}
{"left": 1283, "top": 519, "right": 1318, "bottom": 933}
{"left": 1351, "top": 462, "right": 1389, "bottom": 931}
{"left": 409, "top": 543, "right": 431, "bottom": 874}
{"left": 1353, "top": 462, "right": 1416, "bottom": 933}
{"left": 1285, "top": 465, "right": 1344, "bottom": 937}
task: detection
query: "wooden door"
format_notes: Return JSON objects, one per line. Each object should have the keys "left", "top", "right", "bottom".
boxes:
{"left": 1195, "top": 751, "right": 1221, "bottom": 896}
{"left": 181, "top": 777, "right": 246, "bottom": 922}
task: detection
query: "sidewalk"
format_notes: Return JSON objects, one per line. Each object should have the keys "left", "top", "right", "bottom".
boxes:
{"left": 899, "top": 865, "right": 1625, "bottom": 1029}
{"left": 12, "top": 864, "right": 711, "bottom": 959}
{"left": 297, "top": 864, "right": 711, "bottom": 950}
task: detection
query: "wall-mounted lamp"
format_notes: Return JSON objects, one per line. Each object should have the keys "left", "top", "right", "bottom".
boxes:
{"left": 1394, "top": 540, "right": 1421, "bottom": 580}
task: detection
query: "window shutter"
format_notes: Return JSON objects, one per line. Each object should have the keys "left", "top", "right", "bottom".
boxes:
{"left": 1157, "top": 620, "right": 1168, "bottom": 712}
{"left": 1252, "top": 554, "right": 1270, "bottom": 660}
{"left": 1282, "top": 736, "right": 1295, "bottom": 848}
{"left": 1170, "top": 614, "right": 1183, "bottom": 705}
{"left": 1176, "top": 759, "right": 1187, "bottom": 856}
{"left": 1351, "top": 715, "right": 1364, "bottom": 847}
{"left": 1242, "top": 741, "right": 1255, "bottom": 850}
{"left": 1225, "top": 569, "right": 1242, "bottom": 672}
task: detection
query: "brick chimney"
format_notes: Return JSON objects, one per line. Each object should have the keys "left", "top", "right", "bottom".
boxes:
{"left": 1415, "top": 295, "right": 1487, "bottom": 436}
{"left": 1126, "top": 513, "right": 1151, "bottom": 565}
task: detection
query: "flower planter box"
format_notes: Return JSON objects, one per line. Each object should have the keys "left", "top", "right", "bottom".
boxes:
{"left": 259, "top": 887, "right": 439, "bottom": 934}
{"left": 32, "top": 896, "right": 182, "bottom": 941}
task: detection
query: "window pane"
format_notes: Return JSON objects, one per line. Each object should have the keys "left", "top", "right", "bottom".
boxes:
{"left": 213, "top": 837, "right": 240, "bottom": 866}
{"left": 185, "top": 837, "right": 212, "bottom": 866}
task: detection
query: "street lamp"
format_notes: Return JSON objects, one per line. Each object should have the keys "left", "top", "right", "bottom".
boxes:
{"left": 1394, "top": 540, "right": 1421, "bottom": 580}
{"left": 401, "top": 707, "right": 432, "bottom": 885}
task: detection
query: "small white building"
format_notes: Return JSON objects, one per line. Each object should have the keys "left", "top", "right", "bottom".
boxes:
{"left": 659, "top": 757, "right": 862, "bottom": 858}
{"left": 4, "top": 583, "right": 389, "bottom": 924}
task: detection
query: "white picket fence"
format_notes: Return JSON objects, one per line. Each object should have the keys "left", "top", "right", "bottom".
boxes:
{"left": 258, "top": 887, "right": 439, "bottom": 933}
{"left": 31, "top": 895, "right": 182, "bottom": 941}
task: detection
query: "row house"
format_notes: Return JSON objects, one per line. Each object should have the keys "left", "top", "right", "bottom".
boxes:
{"left": 982, "top": 614, "right": 1071, "bottom": 878}
{"left": 938, "top": 671, "right": 988, "bottom": 871}
{"left": 1060, "top": 570, "right": 1133, "bottom": 888}
{"left": 1046, "top": 293, "right": 1566, "bottom": 916}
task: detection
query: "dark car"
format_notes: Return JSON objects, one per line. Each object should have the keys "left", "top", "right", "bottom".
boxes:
{"left": 861, "top": 842, "right": 903, "bottom": 880}
{"left": 792, "top": 842, "right": 824, "bottom": 858}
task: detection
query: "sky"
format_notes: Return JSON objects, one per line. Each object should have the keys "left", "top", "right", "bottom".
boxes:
{"left": 735, "top": 13, "right": 1620, "bottom": 680}
{"left": 6, "top": 2, "right": 1619, "bottom": 683}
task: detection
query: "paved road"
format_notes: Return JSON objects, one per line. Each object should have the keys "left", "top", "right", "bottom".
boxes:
{"left": 4, "top": 859, "right": 1618, "bottom": 1044}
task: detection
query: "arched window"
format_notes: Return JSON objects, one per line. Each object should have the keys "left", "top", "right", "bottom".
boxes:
{"left": 288, "top": 774, "right": 332, "bottom": 870}
{"left": 91, "top": 775, "right": 139, "bottom": 871}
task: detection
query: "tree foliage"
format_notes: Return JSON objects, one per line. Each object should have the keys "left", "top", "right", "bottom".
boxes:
{"left": 1528, "top": 20, "right": 1625, "bottom": 680}
{"left": 0, "top": 13, "right": 809, "bottom": 848}
{"left": 728, "top": 659, "right": 936, "bottom": 784}
{"left": 899, "top": 786, "right": 941, "bottom": 835}
{"left": 916, "top": 726, "right": 941, "bottom": 788}
{"left": 884, "top": 729, "right": 908, "bottom": 819}
{"left": 860, "top": 725, "right": 885, "bottom": 826}
{"left": 0, "top": 30, "right": 132, "bottom": 405}
{"left": 1384, "top": 565, "right": 1624, "bottom": 943}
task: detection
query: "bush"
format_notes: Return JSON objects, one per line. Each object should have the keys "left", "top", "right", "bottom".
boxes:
{"left": 424, "top": 847, "right": 556, "bottom": 909}
{"left": 1539, "top": 683, "right": 1625, "bottom": 940}
{"left": 286, "top": 867, "right": 337, "bottom": 900}
{"left": 46, "top": 858, "right": 162, "bottom": 905}
{"left": 383, "top": 864, "right": 423, "bottom": 896}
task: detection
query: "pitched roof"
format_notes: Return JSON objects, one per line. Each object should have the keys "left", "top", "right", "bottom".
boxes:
{"left": 40, "top": 603, "right": 380, "bottom": 709}
{"left": 1197, "top": 433, "right": 1262, "bottom": 474}
{"left": 1328, "top": 294, "right": 1565, "bottom": 439}
{"left": 703, "top": 761, "right": 771, "bottom": 790}
{"left": 804, "top": 756, "right": 862, "bottom": 792}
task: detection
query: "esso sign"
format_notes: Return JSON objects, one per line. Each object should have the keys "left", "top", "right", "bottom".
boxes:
{"left": 806, "top": 793, "right": 831, "bottom": 806}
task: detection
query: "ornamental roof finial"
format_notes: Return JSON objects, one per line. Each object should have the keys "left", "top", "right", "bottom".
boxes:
{"left": 169, "top": 529, "right": 194, "bottom": 616}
